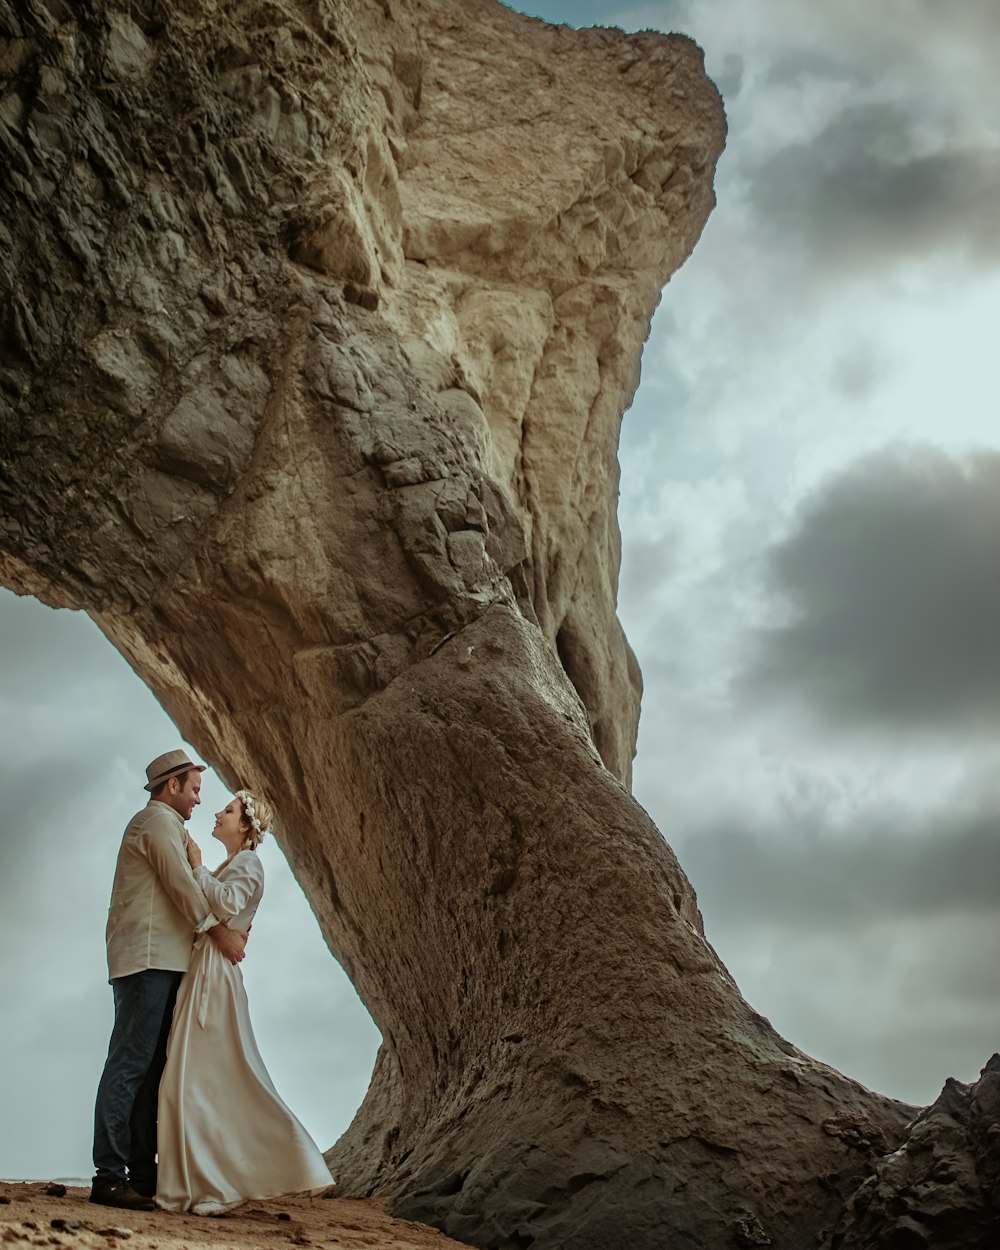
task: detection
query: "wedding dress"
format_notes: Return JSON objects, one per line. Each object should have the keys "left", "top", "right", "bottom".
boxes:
{"left": 155, "top": 849, "right": 333, "bottom": 1214}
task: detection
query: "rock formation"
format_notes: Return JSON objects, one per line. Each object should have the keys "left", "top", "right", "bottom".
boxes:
{"left": 0, "top": 2, "right": 990, "bottom": 1247}
{"left": 826, "top": 1057, "right": 1000, "bottom": 1250}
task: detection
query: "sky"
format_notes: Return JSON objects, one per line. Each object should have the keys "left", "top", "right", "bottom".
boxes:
{"left": 3, "top": 0, "right": 1000, "bottom": 1180}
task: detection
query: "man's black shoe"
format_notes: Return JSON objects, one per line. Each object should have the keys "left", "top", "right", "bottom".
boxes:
{"left": 89, "top": 1178, "right": 156, "bottom": 1210}
{"left": 129, "top": 1173, "right": 156, "bottom": 1199}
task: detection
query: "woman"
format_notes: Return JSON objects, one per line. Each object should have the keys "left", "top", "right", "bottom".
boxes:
{"left": 155, "top": 790, "right": 333, "bottom": 1214}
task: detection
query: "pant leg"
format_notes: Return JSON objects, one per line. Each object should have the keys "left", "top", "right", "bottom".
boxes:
{"left": 127, "top": 974, "right": 180, "bottom": 1190}
{"left": 93, "top": 970, "right": 183, "bottom": 1182}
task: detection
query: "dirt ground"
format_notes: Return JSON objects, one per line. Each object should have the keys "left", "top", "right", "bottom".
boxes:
{"left": 0, "top": 1183, "right": 467, "bottom": 1250}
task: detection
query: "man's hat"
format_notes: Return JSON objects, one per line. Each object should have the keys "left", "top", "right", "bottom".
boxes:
{"left": 144, "top": 749, "right": 206, "bottom": 792}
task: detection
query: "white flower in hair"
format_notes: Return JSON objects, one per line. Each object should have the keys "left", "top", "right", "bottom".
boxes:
{"left": 235, "top": 789, "right": 264, "bottom": 841}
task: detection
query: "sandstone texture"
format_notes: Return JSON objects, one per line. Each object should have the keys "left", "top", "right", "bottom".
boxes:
{"left": 0, "top": 2, "right": 987, "bottom": 1248}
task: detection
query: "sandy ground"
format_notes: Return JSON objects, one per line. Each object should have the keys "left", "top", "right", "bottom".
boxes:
{"left": 0, "top": 1183, "right": 468, "bottom": 1250}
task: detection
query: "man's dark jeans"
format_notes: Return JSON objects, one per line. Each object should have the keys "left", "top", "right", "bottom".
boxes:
{"left": 92, "top": 969, "right": 182, "bottom": 1188}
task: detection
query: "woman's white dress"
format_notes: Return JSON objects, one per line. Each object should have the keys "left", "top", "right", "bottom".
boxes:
{"left": 156, "top": 849, "right": 333, "bottom": 1214}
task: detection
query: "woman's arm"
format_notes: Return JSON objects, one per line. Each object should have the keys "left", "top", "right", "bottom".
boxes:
{"left": 195, "top": 853, "right": 264, "bottom": 921}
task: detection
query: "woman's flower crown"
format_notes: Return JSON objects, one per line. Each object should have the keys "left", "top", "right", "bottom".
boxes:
{"left": 235, "top": 789, "right": 264, "bottom": 845}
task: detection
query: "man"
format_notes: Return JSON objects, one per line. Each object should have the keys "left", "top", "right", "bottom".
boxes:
{"left": 90, "top": 749, "right": 247, "bottom": 1211}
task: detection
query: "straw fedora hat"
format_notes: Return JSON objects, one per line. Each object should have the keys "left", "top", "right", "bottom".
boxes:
{"left": 144, "top": 749, "right": 206, "bottom": 792}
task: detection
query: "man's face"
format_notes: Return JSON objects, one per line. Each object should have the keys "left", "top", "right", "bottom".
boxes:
{"left": 162, "top": 771, "right": 202, "bottom": 820}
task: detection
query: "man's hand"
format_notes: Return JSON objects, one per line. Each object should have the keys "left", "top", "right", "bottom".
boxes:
{"left": 185, "top": 836, "right": 203, "bottom": 870}
{"left": 209, "top": 924, "right": 247, "bottom": 965}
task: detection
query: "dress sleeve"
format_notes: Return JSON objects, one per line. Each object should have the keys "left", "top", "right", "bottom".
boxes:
{"left": 142, "top": 815, "right": 218, "bottom": 933}
{"left": 195, "top": 853, "right": 264, "bottom": 921}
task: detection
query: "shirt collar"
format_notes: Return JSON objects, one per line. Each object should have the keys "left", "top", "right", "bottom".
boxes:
{"left": 148, "top": 799, "right": 185, "bottom": 828}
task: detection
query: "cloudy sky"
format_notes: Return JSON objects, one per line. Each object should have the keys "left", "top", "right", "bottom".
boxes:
{"left": 3, "top": 0, "right": 1000, "bottom": 1181}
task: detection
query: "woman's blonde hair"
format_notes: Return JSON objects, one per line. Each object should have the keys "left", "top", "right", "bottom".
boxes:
{"left": 234, "top": 789, "right": 273, "bottom": 850}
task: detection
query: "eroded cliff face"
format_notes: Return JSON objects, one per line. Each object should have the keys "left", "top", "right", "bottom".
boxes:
{"left": 829, "top": 1058, "right": 1000, "bottom": 1250}
{"left": 2, "top": 0, "right": 720, "bottom": 783}
{"left": 0, "top": 3, "right": 962, "bottom": 1249}
{"left": 353, "top": 4, "right": 726, "bottom": 782}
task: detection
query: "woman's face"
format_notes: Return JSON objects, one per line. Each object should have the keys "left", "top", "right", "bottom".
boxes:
{"left": 212, "top": 799, "right": 246, "bottom": 847}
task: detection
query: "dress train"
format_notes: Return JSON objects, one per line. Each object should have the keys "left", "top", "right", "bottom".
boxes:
{"left": 155, "top": 851, "right": 332, "bottom": 1213}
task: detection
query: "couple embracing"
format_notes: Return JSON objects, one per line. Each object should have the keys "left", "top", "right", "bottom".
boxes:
{"left": 90, "top": 749, "right": 332, "bottom": 1214}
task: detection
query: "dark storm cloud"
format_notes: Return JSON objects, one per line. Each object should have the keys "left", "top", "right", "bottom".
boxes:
{"left": 746, "top": 102, "right": 1000, "bottom": 273}
{"left": 681, "top": 802, "right": 1000, "bottom": 934}
{"left": 740, "top": 446, "right": 1000, "bottom": 728}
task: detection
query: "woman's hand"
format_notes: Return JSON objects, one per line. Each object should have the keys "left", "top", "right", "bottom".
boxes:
{"left": 186, "top": 835, "right": 203, "bottom": 869}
